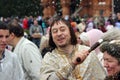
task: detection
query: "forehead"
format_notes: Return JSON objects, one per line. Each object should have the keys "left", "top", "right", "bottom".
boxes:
{"left": 0, "top": 29, "right": 9, "bottom": 34}
{"left": 52, "top": 21, "right": 68, "bottom": 28}
{"left": 104, "top": 52, "right": 117, "bottom": 60}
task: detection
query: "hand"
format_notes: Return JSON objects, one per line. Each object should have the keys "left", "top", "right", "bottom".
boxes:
{"left": 71, "top": 50, "right": 89, "bottom": 65}
{"left": 32, "top": 33, "right": 41, "bottom": 38}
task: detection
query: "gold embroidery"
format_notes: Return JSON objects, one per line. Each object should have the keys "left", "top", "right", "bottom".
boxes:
{"left": 55, "top": 45, "right": 83, "bottom": 80}
{"left": 56, "top": 71, "right": 65, "bottom": 80}
{"left": 72, "top": 65, "right": 83, "bottom": 80}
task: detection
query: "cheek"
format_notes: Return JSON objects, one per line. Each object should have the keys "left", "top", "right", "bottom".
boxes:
{"left": 114, "top": 64, "right": 120, "bottom": 72}
{"left": 109, "top": 62, "right": 118, "bottom": 68}
{"left": 109, "top": 63, "right": 120, "bottom": 72}
{"left": 65, "top": 31, "right": 71, "bottom": 39}
{"left": 66, "top": 35, "right": 71, "bottom": 42}
{"left": 7, "top": 36, "right": 13, "bottom": 42}
{"left": 52, "top": 33, "right": 56, "bottom": 38}
{"left": 51, "top": 34, "right": 57, "bottom": 42}
{"left": 8, "top": 37, "right": 11, "bottom": 41}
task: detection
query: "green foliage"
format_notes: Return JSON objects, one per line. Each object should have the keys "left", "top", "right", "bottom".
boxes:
{"left": 0, "top": 0, "right": 43, "bottom": 17}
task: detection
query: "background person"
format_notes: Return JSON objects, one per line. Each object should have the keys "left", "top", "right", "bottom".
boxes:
{"left": 100, "top": 40, "right": 120, "bottom": 80}
{"left": 29, "top": 19, "right": 43, "bottom": 48}
{"left": 7, "top": 19, "right": 42, "bottom": 80}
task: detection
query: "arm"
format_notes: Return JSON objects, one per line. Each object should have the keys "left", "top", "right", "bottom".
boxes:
{"left": 29, "top": 25, "right": 33, "bottom": 36}
{"left": 12, "top": 54, "right": 25, "bottom": 80}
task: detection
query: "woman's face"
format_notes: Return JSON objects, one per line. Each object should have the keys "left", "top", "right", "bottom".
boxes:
{"left": 103, "top": 52, "right": 120, "bottom": 76}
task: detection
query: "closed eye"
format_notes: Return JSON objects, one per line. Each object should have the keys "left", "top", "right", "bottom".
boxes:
{"left": 60, "top": 27, "right": 65, "bottom": 32}
{"left": 52, "top": 29, "right": 58, "bottom": 33}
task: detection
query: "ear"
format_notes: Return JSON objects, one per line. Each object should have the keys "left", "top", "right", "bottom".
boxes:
{"left": 9, "top": 33, "right": 15, "bottom": 39}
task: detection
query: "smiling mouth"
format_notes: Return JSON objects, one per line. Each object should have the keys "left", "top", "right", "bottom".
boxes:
{"left": 107, "top": 68, "right": 111, "bottom": 71}
{"left": 57, "top": 39, "right": 63, "bottom": 43}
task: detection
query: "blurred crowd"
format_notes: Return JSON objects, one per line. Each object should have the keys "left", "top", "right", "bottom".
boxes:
{"left": 0, "top": 11, "right": 120, "bottom": 80}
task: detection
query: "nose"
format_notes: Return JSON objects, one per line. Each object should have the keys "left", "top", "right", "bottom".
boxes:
{"left": 104, "top": 61, "right": 108, "bottom": 68}
{"left": 2, "top": 37, "right": 7, "bottom": 42}
{"left": 57, "top": 30, "right": 62, "bottom": 36}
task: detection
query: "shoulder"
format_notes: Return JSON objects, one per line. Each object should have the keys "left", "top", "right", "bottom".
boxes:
{"left": 5, "top": 49, "right": 17, "bottom": 57}
{"left": 77, "top": 44, "right": 98, "bottom": 63}
{"left": 30, "top": 25, "right": 34, "bottom": 28}
{"left": 43, "top": 49, "right": 60, "bottom": 62}
{"left": 5, "top": 49, "right": 19, "bottom": 62}
{"left": 77, "top": 44, "right": 90, "bottom": 51}
{"left": 21, "top": 38, "right": 37, "bottom": 47}
{"left": 43, "top": 50, "right": 56, "bottom": 58}
{"left": 18, "top": 38, "right": 40, "bottom": 54}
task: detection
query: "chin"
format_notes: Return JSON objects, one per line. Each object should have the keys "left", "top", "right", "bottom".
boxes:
{"left": 107, "top": 74, "right": 112, "bottom": 77}
{"left": 58, "top": 44, "right": 66, "bottom": 48}
{"left": 108, "top": 72, "right": 116, "bottom": 77}
{"left": 105, "top": 72, "right": 120, "bottom": 80}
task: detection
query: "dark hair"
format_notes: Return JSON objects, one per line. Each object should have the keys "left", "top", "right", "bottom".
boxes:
{"left": 7, "top": 19, "right": 24, "bottom": 37}
{"left": 0, "top": 21, "right": 8, "bottom": 30}
{"left": 49, "top": 17, "right": 77, "bottom": 49}
{"left": 100, "top": 42, "right": 120, "bottom": 63}
{"left": 41, "top": 47, "right": 54, "bottom": 58}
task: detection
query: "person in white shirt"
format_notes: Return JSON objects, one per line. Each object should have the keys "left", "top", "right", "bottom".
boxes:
{"left": 7, "top": 19, "right": 42, "bottom": 80}
{"left": 0, "top": 21, "right": 24, "bottom": 80}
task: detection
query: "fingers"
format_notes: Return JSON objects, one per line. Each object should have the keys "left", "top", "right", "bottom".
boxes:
{"left": 72, "top": 50, "right": 89, "bottom": 65}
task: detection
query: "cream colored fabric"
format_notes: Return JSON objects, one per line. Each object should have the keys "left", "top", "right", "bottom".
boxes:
{"left": 40, "top": 44, "right": 106, "bottom": 80}
{"left": 39, "top": 36, "right": 49, "bottom": 53}
{"left": 77, "top": 22, "right": 86, "bottom": 33}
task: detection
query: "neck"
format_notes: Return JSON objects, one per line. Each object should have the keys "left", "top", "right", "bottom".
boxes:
{"left": 12, "top": 37, "right": 22, "bottom": 47}
{"left": 57, "top": 45, "right": 74, "bottom": 54}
